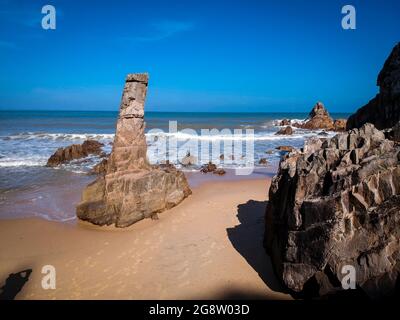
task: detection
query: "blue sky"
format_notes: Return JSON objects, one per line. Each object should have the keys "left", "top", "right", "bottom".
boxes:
{"left": 0, "top": 0, "right": 399, "bottom": 113}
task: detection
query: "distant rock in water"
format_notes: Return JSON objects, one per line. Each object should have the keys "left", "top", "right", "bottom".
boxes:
{"left": 275, "top": 126, "right": 293, "bottom": 135}
{"left": 293, "top": 102, "right": 335, "bottom": 130}
{"left": 265, "top": 123, "right": 400, "bottom": 299}
{"left": 290, "top": 102, "right": 347, "bottom": 131}
{"left": 46, "top": 140, "right": 104, "bottom": 167}
{"left": 76, "top": 74, "right": 191, "bottom": 227}
{"left": 347, "top": 43, "right": 400, "bottom": 130}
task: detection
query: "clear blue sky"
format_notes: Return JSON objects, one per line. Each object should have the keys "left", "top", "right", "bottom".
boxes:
{"left": 0, "top": 0, "right": 399, "bottom": 112}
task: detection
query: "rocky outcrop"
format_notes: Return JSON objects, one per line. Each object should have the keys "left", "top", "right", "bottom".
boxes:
{"left": 276, "top": 126, "right": 293, "bottom": 135}
{"left": 347, "top": 43, "right": 400, "bottom": 130}
{"left": 46, "top": 140, "right": 104, "bottom": 167}
{"left": 76, "top": 74, "right": 191, "bottom": 227}
{"left": 265, "top": 123, "right": 400, "bottom": 299}
{"left": 294, "top": 102, "right": 335, "bottom": 130}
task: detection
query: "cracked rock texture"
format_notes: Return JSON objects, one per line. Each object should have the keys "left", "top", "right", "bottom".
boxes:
{"left": 265, "top": 123, "right": 400, "bottom": 298}
{"left": 76, "top": 74, "right": 191, "bottom": 227}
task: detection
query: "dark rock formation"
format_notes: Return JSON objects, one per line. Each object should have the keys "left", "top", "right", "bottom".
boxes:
{"left": 276, "top": 126, "right": 293, "bottom": 135}
{"left": 265, "top": 123, "right": 400, "bottom": 299}
{"left": 76, "top": 74, "right": 191, "bottom": 227}
{"left": 347, "top": 43, "right": 400, "bottom": 130}
{"left": 46, "top": 140, "right": 104, "bottom": 167}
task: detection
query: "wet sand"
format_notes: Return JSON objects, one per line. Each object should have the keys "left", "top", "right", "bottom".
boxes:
{"left": 0, "top": 178, "right": 291, "bottom": 300}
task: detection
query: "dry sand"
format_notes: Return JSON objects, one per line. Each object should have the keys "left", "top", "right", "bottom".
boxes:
{"left": 0, "top": 178, "right": 291, "bottom": 300}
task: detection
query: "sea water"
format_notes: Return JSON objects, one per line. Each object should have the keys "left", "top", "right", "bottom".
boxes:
{"left": 0, "top": 110, "right": 349, "bottom": 221}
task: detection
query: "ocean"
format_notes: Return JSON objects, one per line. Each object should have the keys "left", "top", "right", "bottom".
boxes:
{"left": 0, "top": 110, "right": 349, "bottom": 221}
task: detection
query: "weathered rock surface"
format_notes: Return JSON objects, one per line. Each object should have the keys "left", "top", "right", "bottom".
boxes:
{"left": 46, "top": 140, "right": 104, "bottom": 167}
{"left": 76, "top": 74, "right": 191, "bottom": 227}
{"left": 347, "top": 43, "right": 400, "bottom": 130}
{"left": 265, "top": 123, "right": 400, "bottom": 299}
{"left": 276, "top": 126, "right": 293, "bottom": 135}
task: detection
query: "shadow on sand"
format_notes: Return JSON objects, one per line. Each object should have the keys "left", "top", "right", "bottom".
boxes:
{"left": 227, "top": 200, "right": 287, "bottom": 295}
{"left": 0, "top": 269, "right": 32, "bottom": 300}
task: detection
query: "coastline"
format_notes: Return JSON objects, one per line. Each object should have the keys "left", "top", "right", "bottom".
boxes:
{"left": 0, "top": 177, "right": 291, "bottom": 300}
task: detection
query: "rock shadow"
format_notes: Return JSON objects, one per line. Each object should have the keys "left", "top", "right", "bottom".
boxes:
{"left": 0, "top": 269, "right": 32, "bottom": 300}
{"left": 227, "top": 200, "right": 287, "bottom": 295}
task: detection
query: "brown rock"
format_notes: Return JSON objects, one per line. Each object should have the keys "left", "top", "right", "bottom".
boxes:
{"left": 300, "top": 102, "right": 335, "bottom": 130}
{"left": 279, "top": 119, "right": 291, "bottom": 126}
{"left": 276, "top": 146, "right": 294, "bottom": 152}
{"left": 46, "top": 140, "right": 104, "bottom": 167}
{"left": 200, "top": 161, "right": 217, "bottom": 173}
{"left": 347, "top": 43, "right": 400, "bottom": 130}
{"left": 76, "top": 74, "right": 191, "bottom": 227}
{"left": 265, "top": 123, "right": 400, "bottom": 299}
{"left": 333, "top": 119, "right": 347, "bottom": 131}
{"left": 213, "top": 168, "right": 226, "bottom": 175}
{"left": 275, "top": 126, "right": 293, "bottom": 135}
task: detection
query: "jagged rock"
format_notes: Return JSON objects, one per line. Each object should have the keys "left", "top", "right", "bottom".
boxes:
{"left": 259, "top": 158, "right": 268, "bottom": 165}
{"left": 276, "top": 126, "right": 293, "bottom": 135}
{"left": 347, "top": 43, "right": 400, "bottom": 130}
{"left": 200, "top": 161, "right": 217, "bottom": 173}
{"left": 46, "top": 140, "right": 104, "bottom": 167}
{"left": 265, "top": 123, "right": 400, "bottom": 299}
{"left": 333, "top": 119, "right": 347, "bottom": 131}
{"left": 294, "top": 102, "right": 335, "bottom": 130}
{"left": 276, "top": 146, "right": 295, "bottom": 153}
{"left": 76, "top": 74, "right": 191, "bottom": 227}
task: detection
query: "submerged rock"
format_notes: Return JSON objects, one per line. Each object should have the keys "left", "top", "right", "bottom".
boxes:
{"left": 347, "top": 43, "right": 400, "bottom": 130}
{"left": 76, "top": 74, "right": 191, "bottom": 227}
{"left": 46, "top": 140, "right": 104, "bottom": 167}
{"left": 265, "top": 123, "right": 400, "bottom": 299}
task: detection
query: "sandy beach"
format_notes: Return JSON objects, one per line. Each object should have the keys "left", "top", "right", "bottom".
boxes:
{"left": 0, "top": 178, "right": 291, "bottom": 300}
